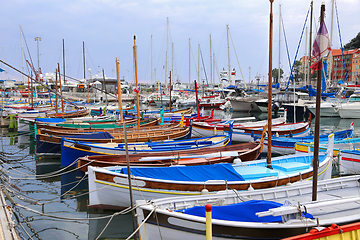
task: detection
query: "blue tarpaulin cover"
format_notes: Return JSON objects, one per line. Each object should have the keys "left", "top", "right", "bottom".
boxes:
{"left": 179, "top": 200, "right": 313, "bottom": 222}
{"left": 70, "top": 132, "right": 114, "bottom": 139}
{"left": 35, "top": 118, "right": 66, "bottom": 123}
{"left": 119, "top": 163, "right": 245, "bottom": 182}
{"left": 308, "top": 85, "right": 336, "bottom": 98}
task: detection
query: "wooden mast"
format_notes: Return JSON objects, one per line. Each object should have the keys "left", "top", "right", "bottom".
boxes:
{"left": 57, "top": 63, "right": 64, "bottom": 114}
{"left": 134, "top": 35, "right": 140, "bottom": 130}
{"left": 169, "top": 71, "right": 172, "bottom": 112}
{"left": 116, "top": 58, "right": 123, "bottom": 122}
{"left": 55, "top": 68, "right": 58, "bottom": 114}
{"left": 267, "top": 0, "right": 274, "bottom": 168}
{"left": 307, "top": 1, "right": 314, "bottom": 86}
{"left": 312, "top": 2, "right": 326, "bottom": 202}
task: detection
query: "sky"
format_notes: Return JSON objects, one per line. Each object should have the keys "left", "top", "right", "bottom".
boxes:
{"left": 1, "top": 0, "right": 360, "bottom": 86}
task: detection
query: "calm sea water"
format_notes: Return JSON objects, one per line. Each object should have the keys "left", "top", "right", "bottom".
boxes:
{"left": 1, "top": 109, "right": 360, "bottom": 240}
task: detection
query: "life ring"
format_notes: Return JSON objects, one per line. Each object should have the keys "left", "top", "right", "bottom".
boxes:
{"left": 157, "top": 96, "right": 160, "bottom": 100}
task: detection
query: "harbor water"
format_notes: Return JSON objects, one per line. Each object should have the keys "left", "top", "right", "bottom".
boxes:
{"left": 1, "top": 109, "right": 359, "bottom": 239}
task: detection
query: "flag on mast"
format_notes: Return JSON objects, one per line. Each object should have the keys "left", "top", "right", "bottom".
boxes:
{"left": 310, "top": 21, "right": 331, "bottom": 73}
{"left": 133, "top": 83, "right": 141, "bottom": 93}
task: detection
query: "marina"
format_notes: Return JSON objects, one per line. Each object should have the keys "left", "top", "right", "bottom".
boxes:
{"left": 1, "top": 0, "right": 360, "bottom": 239}
{"left": 0, "top": 108, "right": 360, "bottom": 239}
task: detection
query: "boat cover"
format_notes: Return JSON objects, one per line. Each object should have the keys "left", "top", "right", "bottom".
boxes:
{"left": 35, "top": 118, "right": 66, "bottom": 123}
{"left": 179, "top": 200, "right": 313, "bottom": 223}
{"left": 119, "top": 163, "right": 245, "bottom": 182}
{"left": 64, "top": 132, "right": 114, "bottom": 140}
{"left": 255, "top": 129, "right": 352, "bottom": 147}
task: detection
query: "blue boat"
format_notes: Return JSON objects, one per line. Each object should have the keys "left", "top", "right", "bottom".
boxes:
{"left": 256, "top": 128, "right": 353, "bottom": 155}
{"left": 61, "top": 134, "right": 231, "bottom": 167}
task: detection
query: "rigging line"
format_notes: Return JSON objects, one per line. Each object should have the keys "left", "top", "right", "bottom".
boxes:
{"left": 229, "top": 29, "right": 246, "bottom": 87}
{"left": 15, "top": 202, "right": 131, "bottom": 221}
{"left": 126, "top": 206, "right": 157, "bottom": 240}
{"left": 281, "top": 16, "right": 294, "bottom": 96}
{"left": 199, "top": 47, "right": 209, "bottom": 86}
{"left": 2, "top": 175, "right": 88, "bottom": 203}
{"left": 0, "top": 60, "right": 81, "bottom": 109}
{"left": 284, "top": 6, "right": 310, "bottom": 95}
{"left": 19, "top": 27, "right": 36, "bottom": 75}
{"left": 335, "top": 0, "right": 349, "bottom": 84}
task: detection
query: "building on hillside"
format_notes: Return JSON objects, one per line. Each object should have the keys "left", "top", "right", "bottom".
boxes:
{"left": 352, "top": 52, "right": 360, "bottom": 83}
{"left": 331, "top": 48, "right": 360, "bottom": 83}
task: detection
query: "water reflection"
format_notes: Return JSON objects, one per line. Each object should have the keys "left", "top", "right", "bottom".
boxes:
{"left": 88, "top": 212, "right": 135, "bottom": 240}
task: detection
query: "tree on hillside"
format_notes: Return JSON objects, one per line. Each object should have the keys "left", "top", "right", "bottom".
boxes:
{"left": 344, "top": 32, "right": 360, "bottom": 50}
{"left": 272, "top": 68, "right": 284, "bottom": 83}
{"left": 293, "top": 60, "right": 304, "bottom": 83}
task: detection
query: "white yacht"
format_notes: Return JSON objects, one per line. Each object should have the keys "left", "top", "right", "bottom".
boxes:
{"left": 336, "top": 93, "right": 360, "bottom": 118}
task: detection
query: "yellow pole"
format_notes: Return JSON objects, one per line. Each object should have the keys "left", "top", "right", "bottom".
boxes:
{"left": 116, "top": 58, "right": 123, "bottom": 122}
{"left": 133, "top": 35, "right": 140, "bottom": 130}
{"left": 205, "top": 204, "right": 212, "bottom": 240}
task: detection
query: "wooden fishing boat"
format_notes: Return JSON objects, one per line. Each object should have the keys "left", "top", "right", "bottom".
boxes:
{"left": 257, "top": 128, "right": 353, "bottom": 155}
{"left": 37, "top": 120, "right": 177, "bottom": 136}
{"left": 37, "top": 125, "right": 191, "bottom": 157}
{"left": 45, "top": 108, "right": 89, "bottom": 118}
{"left": 283, "top": 222, "right": 360, "bottom": 240}
{"left": 295, "top": 136, "right": 360, "bottom": 157}
{"left": 338, "top": 149, "right": 360, "bottom": 175}
{"left": 77, "top": 141, "right": 262, "bottom": 172}
{"left": 135, "top": 174, "right": 360, "bottom": 240}
{"left": 194, "top": 118, "right": 311, "bottom": 142}
{"left": 86, "top": 134, "right": 333, "bottom": 209}
{"left": 33, "top": 117, "right": 158, "bottom": 131}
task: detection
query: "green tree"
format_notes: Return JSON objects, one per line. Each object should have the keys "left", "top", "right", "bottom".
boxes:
{"left": 344, "top": 32, "right": 360, "bottom": 50}
{"left": 293, "top": 60, "right": 302, "bottom": 82}
{"left": 272, "top": 68, "right": 284, "bottom": 83}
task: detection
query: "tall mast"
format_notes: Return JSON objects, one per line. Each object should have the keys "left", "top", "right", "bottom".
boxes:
{"left": 210, "top": 34, "right": 212, "bottom": 85}
{"left": 198, "top": 44, "right": 200, "bottom": 84}
{"left": 134, "top": 35, "right": 140, "bottom": 130}
{"left": 307, "top": 1, "right": 314, "bottom": 86}
{"left": 278, "top": 4, "right": 281, "bottom": 84}
{"left": 328, "top": 0, "right": 335, "bottom": 83}
{"left": 55, "top": 68, "right": 58, "bottom": 114}
{"left": 189, "top": 38, "right": 191, "bottom": 85}
{"left": 172, "top": 42, "right": 174, "bottom": 82}
{"left": 83, "top": 41, "right": 86, "bottom": 79}
{"left": 312, "top": 2, "right": 326, "bottom": 202}
{"left": 165, "top": 17, "right": 169, "bottom": 88}
{"left": 267, "top": 0, "right": 274, "bottom": 169}
{"left": 227, "top": 25, "right": 231, "bottom": 80}
{"left": 57, "top": 63, "right": 64, "bottom": 114}
{"left": 20, "top": 26, "right": 24, "bottom": 82}
{"left": 151, "top": 35, "right": 153, "bottom": 84}
{"left": 116, "top": 58, "right": 123, "bottom": 122}
{"left": 304, "top": 27, "right": 308, "bottom": 85}
{"left": 63, "top": 39, "right": 66, "bottom": 85}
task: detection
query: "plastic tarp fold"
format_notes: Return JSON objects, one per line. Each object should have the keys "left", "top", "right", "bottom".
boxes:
{"left": 119, "top": 163, "right": 245, "bottom": 182}
{"left": 179, "top": 200, "right": 313, "bottom": 223}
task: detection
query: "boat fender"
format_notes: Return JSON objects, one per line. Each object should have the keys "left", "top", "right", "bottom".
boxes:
{"left": 247, "top": 184, "right": 254, "bottom": 191}
{"left": 233, "top": 157, "right": 242, "bottom": 164}
{"left": 201, "top": 189, "right": 209, "bottom": 195}
{"left": 157, "top": 96, "right": 160, "bottom": 100}
{"left": 286, "top": 182, "right": 292, "bottom": 186}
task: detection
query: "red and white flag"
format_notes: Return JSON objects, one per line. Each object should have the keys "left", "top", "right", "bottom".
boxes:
{"left": 133, "top": 84, "right": 141, "bottom": 93}
{"left": 310, "top": 21, "right": 331, "bottom": 73}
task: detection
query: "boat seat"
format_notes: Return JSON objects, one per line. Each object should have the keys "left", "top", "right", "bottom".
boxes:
{"left": 234, "top": 166, "right": 279, "bottom": 180}
{"left": 271, "top": 162, "right": 309, "bottom": 172}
